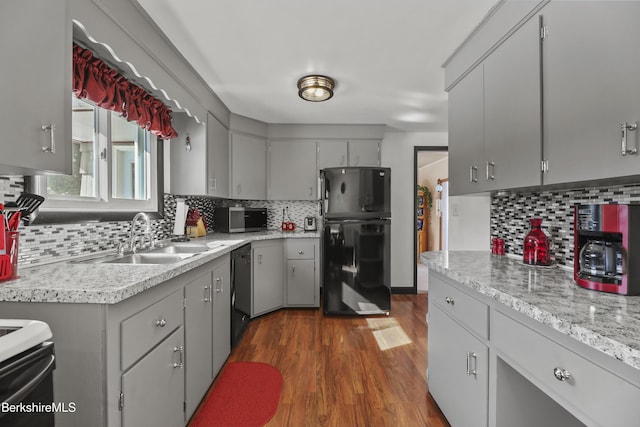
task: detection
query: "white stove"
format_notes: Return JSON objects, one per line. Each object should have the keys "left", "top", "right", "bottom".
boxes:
{"left": 0, "top": 319, "right": 53, "bottom": 363}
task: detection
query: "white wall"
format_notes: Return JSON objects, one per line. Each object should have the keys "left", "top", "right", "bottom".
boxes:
{"left": 448, "top": 195, "right": 491, "bottom": 251}
{"left": 381, "top": 131, "right": 447, "bottom": 289}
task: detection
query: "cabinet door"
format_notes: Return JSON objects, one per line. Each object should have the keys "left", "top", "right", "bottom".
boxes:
{"left": 483, "top": 16, "right": 541, "bottom": 191}
{"left": 207, "top": 112, "right": 230, "bottom": 197}
{"left": 212, "top": 256, "right": 231, "bottom": 377}
{"left": 170, "top": 112, "right": 207, "bottom": 194}
{"left": 268, "top": 139, "right": 317, "bottom": 200}
{"left": 252, "top": 243, "right": 284, "bottom": 317}
{"left": 543, "top": 2, "right": 640, "bottom": 185}
{"left": 230, "top": 132, "right": 266, "bottom": 199}
{"left": 184, "top": 273, "right": 213, "bottom": 419}
{"left": 286, "top": 259, "right": 316, "bottom": 306}
{"left": 348, "top": 140, "right": 380, "bottom": 166}
{"left": 122, "top": 327, "right": 184, "bottom": 427}
{"left": 428, "top": 304, "right": 488, "bottom": 427}
{"left": 317, "top": 140, "right": 348, "bottom": 169}
{"left": 0, "top": 0, "right": 71, "bottom": 175}
{"left": 448, "top": 65, "right": 484, "bottom": 195}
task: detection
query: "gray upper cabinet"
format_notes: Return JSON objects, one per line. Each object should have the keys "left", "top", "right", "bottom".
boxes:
{"left": 347, "top": 140, "right": 381, "bottom": 166}
{"left": 268, "top": 139, "right": 317, "bottom": 200}
{"left": 542, "top": 1, "right": 640, "bottom": 185}
{"left": 0, "top": 0, "right": 71, "bottom": 175}
{"left": 230, "top": 132, "right": 267, "bottom": 200}
{"left": 170, "top": 111, "right": 229, "bottom": 197}
{"left": 207, "top": 113, "right": 230, "bottom": 197}
{"left": 317, "top": 140, "right": 348, "bottom": 169}
{"left": 448, "top": 65, "right": 485, "bottom": 196}
{"left": 483, "top": 16, "right": 541, "bottom": 191}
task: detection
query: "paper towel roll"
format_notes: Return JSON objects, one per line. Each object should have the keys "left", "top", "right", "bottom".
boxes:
{"left": 173, "top": 199, "right": 188, "bottom": 236}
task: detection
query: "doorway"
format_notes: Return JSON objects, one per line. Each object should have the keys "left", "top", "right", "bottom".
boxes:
{"left": 414, "top": 146, "right": 449, "bottom": 293}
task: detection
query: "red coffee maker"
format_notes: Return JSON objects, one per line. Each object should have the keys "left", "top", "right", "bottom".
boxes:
{"left": 574, "top": 204, "right": 640, "bottom": 295}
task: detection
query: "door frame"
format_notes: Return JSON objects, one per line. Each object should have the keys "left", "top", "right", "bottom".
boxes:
{"left": 411, "top": 146, "right": 448, "bottom": 294}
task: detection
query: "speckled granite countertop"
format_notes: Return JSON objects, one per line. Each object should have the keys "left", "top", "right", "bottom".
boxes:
{"left": 421, "top": 251, "right": 640, "bottom": 371}
{"left": 0, "top": 230, "right": 320, "bottom": 305}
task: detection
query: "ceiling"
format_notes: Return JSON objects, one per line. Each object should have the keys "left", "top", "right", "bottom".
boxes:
{"left": 136, "top": 0, "right": 497, "bottom": 132}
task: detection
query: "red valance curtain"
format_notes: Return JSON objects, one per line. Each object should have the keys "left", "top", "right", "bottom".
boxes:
{"left": 72, "top": 43, "right": 178, "bottom": 140}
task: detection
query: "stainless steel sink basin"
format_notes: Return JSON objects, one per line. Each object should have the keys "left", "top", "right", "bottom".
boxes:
{"left": 102, "top": 253, "right": 195, "bottom": 265}
{"left": 150, "top": 244, "right": 210, "bottom": 254}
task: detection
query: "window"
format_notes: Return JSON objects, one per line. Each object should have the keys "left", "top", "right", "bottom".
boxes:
{"left": 31, "top": 96, "right": 161, "bottom": 217}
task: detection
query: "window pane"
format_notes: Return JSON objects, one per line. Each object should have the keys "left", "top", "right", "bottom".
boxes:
{"left": 47, "top": 97, "right": 96, "bottom": 197}
{"left": 111, "top": 113, "right": 149, "bottom": 200}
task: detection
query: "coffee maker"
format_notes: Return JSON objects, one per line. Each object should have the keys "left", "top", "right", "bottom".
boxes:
{"left": 574, "top": 204, "right": 640, "bottom": 295}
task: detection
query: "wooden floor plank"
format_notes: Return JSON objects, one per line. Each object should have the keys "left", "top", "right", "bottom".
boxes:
{"left": 196, "top": 294, "right": 450, "bottom": 427}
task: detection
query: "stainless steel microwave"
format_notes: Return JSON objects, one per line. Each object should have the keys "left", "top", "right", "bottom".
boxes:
{"left": 213, "top": 207, "right": 267, "bottom": 233}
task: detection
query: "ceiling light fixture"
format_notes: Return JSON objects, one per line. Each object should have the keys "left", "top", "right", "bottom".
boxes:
{"left": 297, "top": 75, "right": 335, "bottom": 102}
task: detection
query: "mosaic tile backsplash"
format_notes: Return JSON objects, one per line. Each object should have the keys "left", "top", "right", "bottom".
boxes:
{"left": 491, "top": 182, "right": 640, "bottom": 267}
{"left": 1, "top": 175, "right": 320, "bottom": 267}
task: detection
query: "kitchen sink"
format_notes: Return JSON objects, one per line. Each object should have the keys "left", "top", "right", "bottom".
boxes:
{"left": 102, "top": 253, "right": 195, "bottom": 265}
{"left": 150, "top": 243, "right": 210, "bottom": 254}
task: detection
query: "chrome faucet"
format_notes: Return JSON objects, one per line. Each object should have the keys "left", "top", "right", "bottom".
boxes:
{"left": 129, "top": 212, "right": 152, "bottom": 253}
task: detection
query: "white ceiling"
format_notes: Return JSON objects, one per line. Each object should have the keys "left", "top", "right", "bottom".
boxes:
{"left": 136, "top": 0, "right": 497, "bottom": 132}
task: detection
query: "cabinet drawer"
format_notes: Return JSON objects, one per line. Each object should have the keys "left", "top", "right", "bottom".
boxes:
{"left": 121, "top": 290, "right": 183, "bottom": 370}
{"left": 286, "top": 240, "right": 315, "bottom": 260}
{"left": 493, "top": 310, "right": 640, "bottom": 427}
{"left": 429, "top": 275, "right": 489, "bottom": 340}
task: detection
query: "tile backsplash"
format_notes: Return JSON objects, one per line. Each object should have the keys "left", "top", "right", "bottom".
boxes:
{"left": 491, "top": 182, "right": 640, "bottom": 267}
{"left": 1, "top": 175, "right": 319, "bottom": 267}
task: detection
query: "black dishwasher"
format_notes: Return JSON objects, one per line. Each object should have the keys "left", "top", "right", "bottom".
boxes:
{"left": 231, "top": 244, "right": 251, "bottom": 348}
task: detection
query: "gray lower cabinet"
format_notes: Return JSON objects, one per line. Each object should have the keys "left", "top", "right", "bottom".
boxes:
{"left": 184, "top": 255, "right": 230, "bottom": 420}
{"left": 428, "top": 286, "right": 489, "bottom": 427}
{"left": 285, "top": 239, "right": 319, "bottom": 307}
{"left": 122, "top": 326, "right": 185, "bottom": 427}
{"left": 542, "top": 1, "right": 640, "bottom": 185}
{"left": 252, "top": 240, "right": 284, "bottom": 317}
{"left": 0, "top": 0, "right": 71, "bottom": 175}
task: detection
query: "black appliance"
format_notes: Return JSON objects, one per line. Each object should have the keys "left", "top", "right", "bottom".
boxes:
{"left": 321, "top": 167, "right": 391, "bottom": 315}
{"left": 0, "top": 327, "right": 56, "bottom": 427}
{"left": 214, "top": 207, "right": 267, "bottom": 233}
{"left": 230, "top": 244, "right": 252, "bottom": 347}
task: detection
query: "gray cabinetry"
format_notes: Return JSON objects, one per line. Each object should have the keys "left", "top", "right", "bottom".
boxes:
{"left": 121, "top": 326, "right": 185, "bottom": 427}
{"left": 0, "top": 0, "right": 71, "bottom": 175}
{"left": 230, "top": 132, "right": 267, "bottom": 199}
{"left": 348, "top": 140, "right": 380, "bottom": 166}
{"left": 428, "top": 275, "right": 489, "bottom": 427}
{"left": 317, "top": 140, "right": 348, "bottom": 169}
{"left": 268, "top": 139, "right": 317, "bottom": 200}
{"left": 184, "top": 255, "right": 230, "bottom": 420}
{"left": 252, "top": 240, "right": 284, "bottom": 316}
{"left": 207, "top": 113, "right": 230, "bottom": 197}
{"left": 285, "top": 239, "right": 319, "bottom": 307}
{"left": 448, "top": 66, "right": 485, "bottom": 196}
{"left": 483, "top": 16, "right": 541, "bottom": 191}
{"left": 170, "top": 112, "right": 229, "bottom": 197}
{"left": 428, "top": 305, "right": 489, "bottom": 427}
{"left": 542, "top": 1, "right": 640, "bottom": 185}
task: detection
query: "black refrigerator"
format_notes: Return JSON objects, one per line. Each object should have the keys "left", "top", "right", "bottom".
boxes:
{"left": 321, "top": 167, "right": 391, "bottom": 315}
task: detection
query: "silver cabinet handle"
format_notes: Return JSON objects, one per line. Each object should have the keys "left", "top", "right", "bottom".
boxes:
{"left": 215, "top": 277, "right": 223, "bottom": 293}
{"left": 204, "top": 285, "right": 211, "bottom": 302}
{"left": 445, "top": 297, "right": 454, "bottom": 305}
{"left": 292, "top": 265, "right": 296, "bottom": 276}
{"left": 621, "top": 122, "right": 638, "bottom": 156}
{"left": 309, "top": 186, "right": 313, "bottom": 197}
{"left": 298, "top": 250, "right": 304, "bottom": 255}
{"left": 486, "top": 161, "right": 495, "bottom": 180}
{"left": 258, "top": 254, "right": 262, "bottom": 264}
{"left": 41, "top": 124, "right": 56, "bottom": 154}
{"left": 341, "top": 155, "right": 346, "bottom": 165}
{"left": 553, "top": 367, "right": 572, "bottom": 382}
{"left": 469, "top": 166, "right": 478, "bottom": 183}
{"left": 237, "top": 183, "right": 242, "bottom": 195}
{"left": 466, "top": 352, "right": 477, "bottom": 377}
{"left": 155, "top": 318, "right": 167, "bottom": 327}
{"left": 173, "top": 346, "right": 184, "bottom": 368}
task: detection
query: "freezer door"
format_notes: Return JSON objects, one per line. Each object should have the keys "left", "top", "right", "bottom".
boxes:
{"left": 322, "top": 167, "right": 391, "bottom": 219}
{"left": 322, "top": 219, "right": 391, "bottom": 315}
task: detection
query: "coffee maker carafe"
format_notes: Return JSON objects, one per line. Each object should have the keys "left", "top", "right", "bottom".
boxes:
{"left": 574, "top": 204, "right": 640, "bottom": 295}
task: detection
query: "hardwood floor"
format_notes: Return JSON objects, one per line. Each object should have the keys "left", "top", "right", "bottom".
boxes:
{"left": 219, "top": 294, "right": 450, "bottom": 427}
